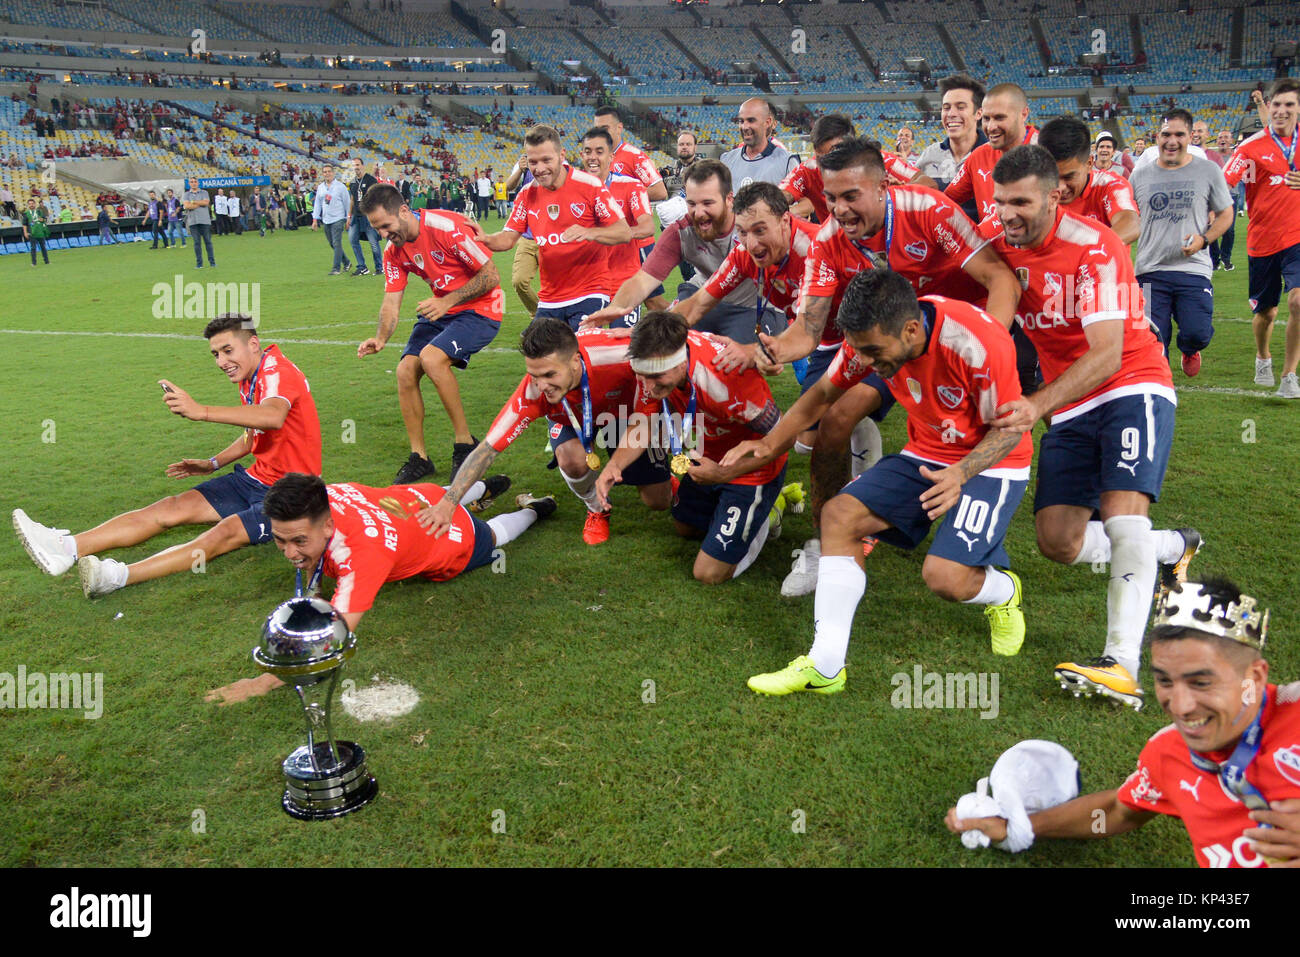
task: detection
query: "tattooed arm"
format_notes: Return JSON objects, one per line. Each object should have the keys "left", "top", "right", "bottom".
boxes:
{"left": 916, "top": 429, "right": 1025, "bottom": 521}
{"left": 415, "top": 441, "right": 500, "bottom": 537}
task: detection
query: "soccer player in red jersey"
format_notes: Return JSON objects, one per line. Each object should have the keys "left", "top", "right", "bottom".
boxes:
{"left": 594, "top": 312, "right": 788, "bottom": 584}
{"left": 984, "top": 145, "right": 1202, "bottom": 711}
{"left": 1038, "top": 116, "right": 1140, "bottom": 245}
{"left": 357, "top": 184, "right": 504, "bottom": 484}
{"left": 475, "top": 125, "right": 631, "bottom": 330}
{"left": 945, "top": 82, "right": 1039, "bottom": 223}
{"left": 580, "top": 126, "right": 653, "bottom": 326}
{"left": 730, "top": 271, "right": 1032, "bottom": 695}
{"left": 948, "top": 578, "right": 1300, "bottom": 868}
{"left": 594, "top": 105, "right": 667, "bottom": 202}
{"left": 13, "top": 314, "right": 322, "bottom": 597}
{"left": 254, "top": 472, "right": 554, "bottom": 632}
{"left": 425, "top": 320, "right": 672, "bottom": 546}
{"left": 1223, "top": 78, "right": 1300, "bottom": 397}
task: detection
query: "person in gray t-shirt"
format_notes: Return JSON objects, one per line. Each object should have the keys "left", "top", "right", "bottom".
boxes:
{"left": 182, "top": 176, "right": 215, "bottom": 268}
{"left": 1129, "top": 109, "right": 1234, "bottom": 375}
{"left": 719, "top": 97, "right": 799, "bottom": 191}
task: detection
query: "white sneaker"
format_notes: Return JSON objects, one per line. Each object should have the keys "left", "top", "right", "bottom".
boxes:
{"left": 1277, "top": 372, "right": 1300, "bottom": 399}
{"left": 12, "top": 509, "right": 75, "bottom": 575}
{"left": 1255, "top": 357, "right": 1275, "bottom": 386}
{"left": 780, "top": 538, "right": 821, "bottom": 597}
{"left": 78, "top": 555, "right": 128, "bottom": 598}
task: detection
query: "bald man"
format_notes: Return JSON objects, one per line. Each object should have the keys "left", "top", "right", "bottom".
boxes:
{"left": 719, "top": 97, "right": 799, "bottom": 192}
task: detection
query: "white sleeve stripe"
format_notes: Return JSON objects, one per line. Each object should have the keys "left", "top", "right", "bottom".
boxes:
{"left": 1080, "top": 311, "right": 1127, "bottom": 326}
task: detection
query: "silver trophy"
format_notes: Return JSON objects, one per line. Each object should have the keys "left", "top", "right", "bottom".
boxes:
{"left": 252, "top": 596, "right": 378, "bottom": 820}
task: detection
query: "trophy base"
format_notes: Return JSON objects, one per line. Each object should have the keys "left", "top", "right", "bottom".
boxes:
{"left": 280, "top": 741, "right": 378, "bottom": 821}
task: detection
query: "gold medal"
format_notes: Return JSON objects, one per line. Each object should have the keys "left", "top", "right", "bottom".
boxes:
{"left": 586, "top": 450, "right": 600, "bottom": 471}
{"left": 670, "top": 453, "right": 690, "bottom": 477}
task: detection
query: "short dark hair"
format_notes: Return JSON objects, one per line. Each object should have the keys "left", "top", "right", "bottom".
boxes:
{"left": 811, "top": 113, "right": 854, "bottom": 150}
{"left": 263, "top": 473, "right": 330, "bottom": 523}
{"left": 837, "top": 269, "right": 918, "bottom": 338}
{"left": 524, "top": 124, "right": 563, "bottom": 151}
{"left": 358, "top": 182, "right": 404, "bottom": 216}
{"left": 818, "top": 136, "right": 886, "bottom": 179}
{"left": 1268, "top": 78, "right": 1300, "bottom": 101}
{"left": 681, "top": 157, "right": 733, "bottom": 195}
{"left": 1038, "top": 115, "right": 1092, "bottom": 164}
{"left": 939, "top": 72, "right": 985, "bottom": 108}
{"left": 1149, "top": 576, "right": 1263, "bottom": 669}
{"left": 203, "top": 313, "right": 257, "bottom": 339}
{"left": 992, "top": 144, "right": 1059, "bottom": 191}
{"left": 684, "top": 158, "right": 731, "bottom": 195}
{"left": 1160, "top": 107, "right": 1195, "bottom": 131}
{"left": 581, "top": 126, "right": 614, "bottom": 148}
{"left": 594, "top": 105, "right": 621, "bottom": 121}
{"left": 520, "top": 318, "right": 578, "bottom": 360}
{"left": 627, "top": 310, "right": 688, "bottom": 361}
{"left": 732, "top": 181, "right": 788, "bottom": 218}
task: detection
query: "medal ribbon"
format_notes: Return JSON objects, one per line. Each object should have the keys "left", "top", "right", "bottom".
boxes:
{"left": 1186, "top": 687, "right": 1273, "bottom": 819}
{"left": 295, "top": 556, "right": 325, "bottom": 597}
{"left": 1268, "top": 128, "right": 1297, "bottom": 172}
{"left": 851, "top": 193, "right": 893, "bottom": 267}
{"left": 242, "top": 350, "right": 268, "bottom": 406}
{"left": 559, "top": 357, "right": 596, "bottom": 456}
{"left": 661, "top": 366, "right": 698, "bottom": 458}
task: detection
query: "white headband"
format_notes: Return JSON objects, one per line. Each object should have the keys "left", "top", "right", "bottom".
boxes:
{"left": 629, "top": 347, "right": 688, "bottom": 375}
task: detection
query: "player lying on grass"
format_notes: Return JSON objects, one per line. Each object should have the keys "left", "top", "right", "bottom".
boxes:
{"left": 727, "top": 269, "right": 1032, "bottom": 696}
{"left": 13, "top": 314, "right": 321, "bottom": 598}
{"left": 947, "top": 578, "right": 1300, "bottom": 869}
{"left": 594, "top": 311, "right": 788, "bottom": 584}
{"left": 421, "top": 319, "right": 672, "bottom": 547}
{"left": 205, "top": 472, "right": 554, "bottom": 704}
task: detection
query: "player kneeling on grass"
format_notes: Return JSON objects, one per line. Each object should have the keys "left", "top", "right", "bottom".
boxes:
{"left": 730, "top": 270, "right": 1033, "bottom": 696}
{"left": 947, "top": 578, "right": 1300, "bottom": 868}
{"left": 13, "top": 314, "right": 321, "bottom": 598}
{"left": 595, "top": 311, "right": 788, "bottom": 584}
{"left": 428, "top": 319, "right": 672, "bottom": 547}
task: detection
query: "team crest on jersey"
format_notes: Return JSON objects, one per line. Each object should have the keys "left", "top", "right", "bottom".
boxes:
{"left": 547, "top": 204, "right": 560, "bottom": 220}
{"left": 412, "top": 253, "right": 424, "bottom": 272}
{"left": 904, "top": 239, "right": 928, "bottom": 262}
{"left": 937, "top": 385, "right": 965, "bottom": 409}
{"left": 1043, "top": 272, "right": 1063, "bottom": 297}
{"left": 549, "top": 422, "right": 564, "bottom": 439}
{"left": 906, "top": 377, "right": 922, "bottom": 404}
{"left": 1275, "top": 745, "right": 1300, "bottom": 786}
{"left": 570, "top": 202, "right": 586, "bottom": 218}
{"left": 772, "top": 279, "right": 788, "bottom": 294}
{"left": 430, "top": 249, "right": 445, "bottom": 264}
{"left": 1015, "top": 266, "right": 1030, "bottom": 290}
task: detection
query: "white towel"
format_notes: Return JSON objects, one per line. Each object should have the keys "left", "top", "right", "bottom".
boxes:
{"left": 954, "top": 740, "right": 1080, "bottom": 853}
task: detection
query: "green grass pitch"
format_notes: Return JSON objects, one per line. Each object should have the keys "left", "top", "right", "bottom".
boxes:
{"left": 0, "top": 220, "right": 1294, "bottom": 867}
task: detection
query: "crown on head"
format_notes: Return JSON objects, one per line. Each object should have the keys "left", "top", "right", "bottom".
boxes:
{"left": 1153, "top": 582, "right": 1269, "bottom": 650}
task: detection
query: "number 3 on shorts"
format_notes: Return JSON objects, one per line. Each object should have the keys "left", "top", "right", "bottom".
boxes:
{"left": 719, "top": 506, "right": 741, "bottom": 537}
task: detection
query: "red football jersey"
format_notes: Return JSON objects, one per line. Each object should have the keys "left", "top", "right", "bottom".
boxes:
{"left": 800, "top": 218, "right": 879, "bottom": 347}
{"left": 240, "top": 344, "right": 322, "bottom": 486}
{"left": 603, "top": 171, "right": 652, "bottom": 294}
{"left": 382, "top": 208, "right": 503, "bottom": 321}
{"left": 1118, "top": 682, "right": 1300, "bottom": 868}
{"left": 611, "top": 140, "right": 663, "bottom": 191}
{"left": 1223, "top": 129, "right": 1300, "bottom": 257}
{"left": 780, "top": 156, "right": 829, "bottom": 222}
{"left": 982, "top": 207, "right": 1174, "bottom": 422}
{"left": 1063, "top": 169, "right": 1137, "bottom": 235}
{"left": 321, "top": 482, "right": 479, "bottom": 616}
{"left": 506, "top": 164, "right": 625, "bottom": 306}
{"left": 946, "top": 126, "right": 1040, "bottom": 221}
{"left": 485, "top": 330, "right": 640, "bottom": 452}
{"left": 882, "top": 149, "right": 921, "bottom": 185}
{"left": 826, "top": 296, "right": 1032, "bottom": 472}
{"left": 633, "top": 331, "right": 788, "bottom": 487}
{"left": 702, "top": 216, "right": 819, "bottom": 329}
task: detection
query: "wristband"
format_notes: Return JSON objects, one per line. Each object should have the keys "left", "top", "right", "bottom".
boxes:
{"left": 209, "top": 457, "right": 220, "bottom": 472}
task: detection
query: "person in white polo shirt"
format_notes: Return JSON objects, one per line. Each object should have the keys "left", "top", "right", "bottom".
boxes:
{"left": 311, "top": 165, "right": 353, "bottom": 276}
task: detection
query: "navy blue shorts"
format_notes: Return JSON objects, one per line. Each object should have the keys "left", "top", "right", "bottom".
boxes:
{"left": 800, "top": 350, "right": 895, "bottom": 426}
{"left": 840, "top": 453, "right": 1027, "bottom": 568}
{"left": 194, "top": 464, "right": 272, "bottom": 545}
{"left": 1248, "top": 244, "right": 1300, "bottom": 314}
{"left": 639, "top": 245, "right": 665, "bottom": 300}
{"left": 463, "top": 515, "right": 497, "bottom": 572}
{"left": 673, "top": 466, "right": 787, "bottom": 565}
{"left": 402, "top": 310, "right": 500, "bottom": 368}
{"left": 1034, "top": 392, "right": 1175, "bottom": 512}
{"left": 608, "top": 303, "right": 641, "bottom": 330}
{"left": 1138, "top": 270, "right": 1215, "bottom": 357}
{"left": 676, "top": 281, "right": 785, "bottom": 344}
{"left": 532, "top": 295, "right": 610, "bottom": 331}
{"left": 548, "top": 420, "right": 671, "bottom": 485}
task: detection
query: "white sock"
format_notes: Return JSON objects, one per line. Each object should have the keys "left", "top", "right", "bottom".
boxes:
{"left": 850, "top": 418, "right": 882, "bottom": 477}
{"left": 107, "top": 558, "right": 130, "bottom": 589}
{"left": 458, "top": 480, "right": 486, "bottom": 507}
{"left": 561, "top": 467, "right": 603, "bottom": 513}
{"left": 793, "top": 440, "right": 813, "bottom": 455}
{"left": 963, "top": 566, "right": 1015, "bottom": 605}
{"left": 1152, "top": 528, "right": 1187, "bottom": 565}
{"left": 1103, "top": 515, "right": 1156, "bottom": 678}
{"left": 731, "top": 516, "right": 770, "bottom": 579}
{"left": 487, "top": 507, "right": 537, "bottom": 547}
{"left": 809, "top": 555, "right": 866, "bottom": 676}
{"left": 62, "top": 536, "right": 79, "bottom": 561}
{"left": 1070, "top": 520, "right": 1110, "bottom": 566}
